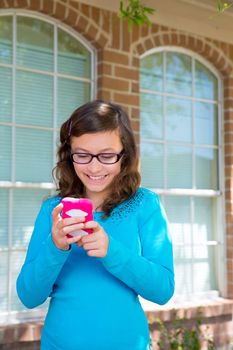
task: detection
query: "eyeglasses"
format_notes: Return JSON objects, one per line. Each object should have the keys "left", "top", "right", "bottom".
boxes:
{"left": 71, "top": 151, "right": 124, "bottom": 164}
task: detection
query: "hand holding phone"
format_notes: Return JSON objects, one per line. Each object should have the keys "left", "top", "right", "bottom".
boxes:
{"left": 61, "top": 197, "right": 94, "bottom": 238}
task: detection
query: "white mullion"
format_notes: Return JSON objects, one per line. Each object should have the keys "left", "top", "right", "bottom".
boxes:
{"left": 0, "top": 122, "right": 57, "bottom": 132}
{"left": 190, "top": 196, "right": 194, "bottom": 294}
{"left": 192, "top": 57, "right": 195, "bottom": 189}
{"left": 91, "top": 43, "right": 96, "bottom": 99}
{"left": 140, "top": 87, "right": 219, "bottom": 106}
{"left": 14, "top": 64, "right": 92, "bottom": 84}
{"left": 0, "top": 181, "right": 55, "bottom": 189}
{"left": 163, "top": 51, "right": 167, "bottom": 190}
{"left": 7, "top": 13, "right": 17, "bottom": 314}
{"left": 151, "top": 188, "right": 221, "bottom": 197}
{"left": 53, "top": 24, "right": 58, "bottom": 169}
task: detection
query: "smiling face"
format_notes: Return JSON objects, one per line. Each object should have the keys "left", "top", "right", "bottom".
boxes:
{"left": 70, "top": 129, "right": 123, "bottom": 204}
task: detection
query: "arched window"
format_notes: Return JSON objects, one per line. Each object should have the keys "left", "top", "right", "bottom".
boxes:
{"left": 140, "top": 48, "right": 223, "bottom": 302}
{"left": 0, "top": 13, "right": 95, "bottom": 320}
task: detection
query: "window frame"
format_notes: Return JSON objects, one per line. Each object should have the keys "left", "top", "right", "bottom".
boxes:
{"left": 140, "top": 46, "right": 226, "bottom": 302}
{"left": 0, "top": 10, "right": 96, "bottom": 324}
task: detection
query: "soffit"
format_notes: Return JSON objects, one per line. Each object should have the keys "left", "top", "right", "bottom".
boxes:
{"left": 78, "top": 0, "right": 233, "bottom": 45}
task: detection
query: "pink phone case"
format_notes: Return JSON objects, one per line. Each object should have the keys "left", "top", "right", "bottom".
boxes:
{"left": 61, "top": 197, "right": 94, "bottom": 238}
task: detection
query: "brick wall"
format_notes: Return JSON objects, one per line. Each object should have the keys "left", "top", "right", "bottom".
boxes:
{"left": 1, "top": 0, "right": 233, "bottom": 348}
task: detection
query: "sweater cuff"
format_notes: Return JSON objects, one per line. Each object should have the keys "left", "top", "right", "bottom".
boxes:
{"left": 101, "top": 235, "right": 129, "bottom": 270}
{"left": 43, "top": 234, "right": 71, "bottom": 265}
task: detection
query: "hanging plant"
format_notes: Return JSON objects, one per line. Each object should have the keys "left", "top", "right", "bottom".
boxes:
{"left": 119, "top": 0, "right": 155, "bottom": 31}
{"left": 119, "top": 1, "right": 233, "bottom": 32}
{"left": 216, "top": 0, "right": 233, "bottom": 12}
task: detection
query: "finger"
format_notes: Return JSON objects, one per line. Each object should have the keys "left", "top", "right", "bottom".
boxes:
{"left": 83, "top": 221, "right": 100, "bottom": 232}
{"left": 64, "top": 223, "right": 85, "bottom": 235}
{"left": 52, "top": 203, "right": 63, "bottom": 220}
{"left": 66, "top": 235, "right": 83, "bottom": 245}
{"left": 82, "top": 242, "right": 98, "bottom": 251}
{"left": 81, "top": 232, "right": 98, "bottom": 244}
{"left": 87, "top": 249, "right": 105, "bottom": 258}
{"left": 63, "top": 216, "right": 86, "bottom": 226}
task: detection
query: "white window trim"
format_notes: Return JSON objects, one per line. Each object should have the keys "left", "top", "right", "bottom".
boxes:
{"left": 0, "top": 10, "right": 96, "bottom": 321}
{"left": 140, "top": 46, "right": 226, "bottom": 301}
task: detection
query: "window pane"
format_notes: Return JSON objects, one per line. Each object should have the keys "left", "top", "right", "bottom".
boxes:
{"left": 57, "top": 78, "right": 90, "bottom": 127}
{"left": 165, "top": 195, "right": 192, "bottom": 296}
{"left": 0, "top": 125, "right": 11, "bottom": 181}
{"left": 140, "top": 142, "right": 163, "bottom": 188}
{"left": 167, "top": 145, "right": 192, "bottom": 188}
{"left": 58, "top": 29, "right": 91, "bottom": 78}
{"left": 195, "top": 61, "right": 218, "bottom": 100}
{"left": 17, "top": 17, "right": 53, "bottom": 72}
{"left": 0, "top": 67, "right": 12, "bottom": 122}
{"left": 0, "top": 16, "right": 12, "bottom": 64}
{"left": 193, "top": 197, "right": 215, "bottom": 243}
{"left": 15, "top": 128, "right": 53, "bottom": 182}
{"left": 193, "top": 246, "right": 217, "bottom": 292}
{"left": 195, "top": 147, "right": 218, "bottom": 190}
{"left": 164, "top": 196, "right": 191, "bottom": 246}
{"left": 140, "top": 52, "right": 163, "bottom": 92}
{"left": 166, "top": 53, "right": 192, "bottom": 96}
{"left": 0, "top": 252, "right": 8, "bottom": 311}
{"left": 0, "top": 189, "right": 9, "bottom": 247}
{"left": 195, "top": 102, "right": 218, "bottom": 145}
{"left": 140, "top": 94, "right": 163, "bottom": 139}
{"left": 16, "top": 71, "right": 53, "bottom": 127}
{"left": 166, "top": 97, "right": 192, "bottom": 143}
{"left": 12, "top": 189, "right": 51, "bottom": 247}
{"left": 193, "top": 198, "right": 217, "bottom": 291}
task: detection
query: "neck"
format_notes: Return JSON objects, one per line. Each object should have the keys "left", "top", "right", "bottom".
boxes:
{"left": 84, "top": 190, "right": 106, "bottom": 212}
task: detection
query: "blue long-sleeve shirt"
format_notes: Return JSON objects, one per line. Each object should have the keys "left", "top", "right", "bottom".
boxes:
{"left": 16, "top": 187, "right": 174, "bottom": 350}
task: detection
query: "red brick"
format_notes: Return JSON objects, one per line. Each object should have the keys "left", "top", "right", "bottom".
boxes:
{"left": 224, "top": 99, "right": 233, "bottom": 109}
{"left": 112, "top": 15, "right": 120, "bottom": 50}
{"left": 113, "top": 92, "right": 139, "bottom": 106}
{"left": 98, "top": 63, "right": 112, "bottom": 76}
{"left": 132, "top": 24, "right": 140, "bottom": 43}
{"left": 15, "top": 0, "right": 28, "bottom": 7}
{"left": 76, "top": 16, "right": 88, "bottom": 33}
{"left": 95, "top": 34, "right": 108, "bottom": 49}
{"left": 55, "top": 2, "right": 67, "bottom": 19}
{"left": 122, "top": 20, "right": 131, "bottom": 52}
{"left": 114, "top": 66, "right": 138, "bottom": 80}
{"left": 144, "top": 38, "right": 154, "bottom": 51}
{"left": 98, "top": 76, "right": 129, "bottom": 92}
{"left": 98, "top": 50, "right": 129, "bottom": 65}
{"left": 91, "top": 6, "right": 100, "bottom": 24}
{"left": 85, "top": 24, "right": 98, "bottom": 42}
{"left": 80, "top": 2, "right": 90, "bottom": 17}
{"left": 96, "top": 89, "right": 111, "bottom": 101}
{"left": 65, "top": 9, "right": 78, "bottom": 27}
{"left": 102, "top": 9, "right": 110, "bottom": 33}
{"left": 41, "top": 0, "right": 54, "bottom": 15}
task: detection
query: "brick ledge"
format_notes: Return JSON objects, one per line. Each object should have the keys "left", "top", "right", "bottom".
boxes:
{"left": 1, "top": 299, "right": 233, "bottom": 344}
{"left": 145, "top": 298, "right": 233, "bottom": 323}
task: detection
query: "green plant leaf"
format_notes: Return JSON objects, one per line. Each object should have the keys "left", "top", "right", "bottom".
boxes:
{"left": 118, "top": 0, "right": 155, "bottom": 31}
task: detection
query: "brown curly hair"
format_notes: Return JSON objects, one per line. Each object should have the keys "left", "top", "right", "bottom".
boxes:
{"left": 53, "top": 100, "right": 141, "bottom": 217}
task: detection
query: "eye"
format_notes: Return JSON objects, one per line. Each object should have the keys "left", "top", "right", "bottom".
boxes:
{"left": 77, "top": 153, "right": 90, "bottom": 158}
{"left": 99, "top": 153, "right": 116, "bottom": 159}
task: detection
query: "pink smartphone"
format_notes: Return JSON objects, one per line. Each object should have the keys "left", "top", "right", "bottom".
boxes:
{"left": 61, "top": 197, "right": 94, "bottom": 238}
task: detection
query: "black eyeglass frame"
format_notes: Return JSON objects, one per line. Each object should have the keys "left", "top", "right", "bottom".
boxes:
{"left": 70, "top": 150, "right": 124, "bottom": 164}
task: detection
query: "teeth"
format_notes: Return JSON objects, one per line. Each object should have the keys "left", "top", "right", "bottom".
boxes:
{"left": 89, "top": 175, "right": 106, "bottom": 180}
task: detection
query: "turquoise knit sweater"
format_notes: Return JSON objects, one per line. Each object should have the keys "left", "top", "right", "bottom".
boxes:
{"left": 17, "top": 187, "right": 174, "bottom": 350}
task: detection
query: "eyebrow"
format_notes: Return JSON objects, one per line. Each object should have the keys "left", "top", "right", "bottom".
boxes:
{"left": 72, "top": 147, "right": 117, "bottom": 153}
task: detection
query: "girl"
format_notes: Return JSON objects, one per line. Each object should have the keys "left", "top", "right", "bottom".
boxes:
{"left": 17, "top": 100, "right": 174, "bottom": 350}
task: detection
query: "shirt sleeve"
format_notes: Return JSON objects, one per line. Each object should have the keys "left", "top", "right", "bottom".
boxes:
{"left": 16, "top": 199, "right": 70, "bottom": 309}
{"left": 100, "top": 191, "right": 175, "bottom": 305}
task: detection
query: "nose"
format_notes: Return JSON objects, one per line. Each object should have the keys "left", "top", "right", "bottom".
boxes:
{"left": 87, "top": 156, "right": 103, "bottom": 172}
